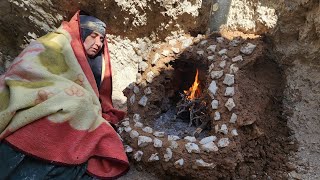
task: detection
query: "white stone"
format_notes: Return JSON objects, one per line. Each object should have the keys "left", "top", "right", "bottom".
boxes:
{"left": 170, "top": 141, "right": 179, "bottom": 149}
{"left": 164, "top": 148, "right": 173, "bottom": 162}
{"left": 240, "top": 43, "right": 256, "bottom": 55}
{"left": 207, "top": 45, "right": 217, "bottom": 52}
{"left": 168, "top": 135, "right": 180, "bottom": 141}
{"left": 217, "top": 138, "right": 230, "bottom": 148}
{"left": 214, "top": 111, "right": 221, "bottom": 121}
{"left": 130, "top": 94, "right": 135, "bottom": 104}
{"left": 138, "top": 136, "right": 153, "bottom": 147}
{"left": 118, "top": 127, "right": 124, "bottom": 134}
{"left": 133, "top": 86, "right": 140, "bottom": 94}
{"left": 184, "top": 136, "right": 196, "bottom": 142}
{"left": 181, "top": 38, "right": 193, "bottom": 49}
{"left": 153, "top": 131, "right": 165, "bottom": 137}
{"left": 148, "top": 153, "right": 159, "bottom": 162}
{"left": 144, "top": 87, "right": 152, "bottom": 95}
{"left": 136, "top": 73, "right": 142, "bottom": 84}
{"left": 197, "top": 50, "right": 204, "bottom": 56}
{"left": 134, "top": 122, "right": 143, "bottom": 128}
{"left": 225, "top": 98, "right": 236, "bottom": 111}
{"left": 142, "top": 126, "right": 153, "bottom": 133}
{"left": 152, "top": 53, "right": 161, "bottom": 65}
{"left": 134, "top": 151, "right": 143, "bottom": 161}
{"left": 211, "top": 100, "right": 219, "bottom": 109}
{"left": 174, "top": 158, "right": 184, "bottom": 168}
{"left": 207, "top": 55, "right": 215, "bottom": 61}
{"left": 162, "top": 50, "right": 170, "bottom": 56}
{"left": 199, "top": 136, "right": 217, "bottom": 145}
{"left": 208, "top": 64, "right": 215, "bottom": 72}
{"left": 185, "top": 143, "right": 200, "bottom": 153}
{"left": 130, "top": 130, "right": 140, "bottom": 138}
{"left": 200, "top": 40, "right": 208, "bottom": 45}
{"left": 153, "top": 138, "right": 163, "bottom": 148}
{"left": 124, "top": 126, "right": 132, "bottom": 132}
{"left": 216, "top": 37, "right": 224, "bottom": 43}
{"left": 127, "top": 83, "right": 135, "bottom": 90}
{"left": 229, "top": 64, "right": 239, "bottom": 74}
{"left": 229, "top": 39, "right": 240, "bottom": 47}
{"left": 231, "top": 129, "right": 238, "bottom": 136}
{"left": 133, "top": 114, "right": 141, "bottom": 122}
{"left": 219, "top": 60, "right": 226, "bottom": 68}
{"left": 210, "top": 70, "right": 223, "bottom": 79}
{"left": 195, "top": 159, "right": 216, "bottom": 169}
{"left": 220, "top": 124, "right": 228, "bottom": 135}
{"left": 146, "top": 71, "right": 155, "bottom": 83}
{"left": 221, "top": 55, "right": 228, "bottom": 61}
{"left": 230, "top": 113, "right": 237, "bottom": 123}
{"left": 223, "top": 74, "right": 235, "bottom": 86}
{"left": 232, "top": 55, "right": 243, "bottom": 62}
{"left": 123, "top": 117, "right": 129, "bottom": 121}
{"left": 224, "top": 87, "right": 235, "bottom": 97}
{"left": 208, "top": 81, "right": 218, "bottom": 96}
{"left": 121, "top": 121, "right": 130, "bottom": 127}
{"left": 169, "top": 39, "right": 177, "bottom": 46}
{"left": 218, "top": 49, "right": 227, "bottom": 56}
{"left": 138, "top": 61, "right": 148, "bottom": 72}
{"left": 201, "top": 141, "right": 218, "bottom": 152}
{"left": 138, "top": 95, "right": 148, "bottom": 106}
{"left": 172, "top": 47, "right": 180, "bottom": 54}
{"left": 124, "top": 145, "right": 133, "bottom": 153}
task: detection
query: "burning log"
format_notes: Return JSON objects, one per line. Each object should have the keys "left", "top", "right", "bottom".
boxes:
{"left": 176, "top": 69, "right": 209, "bottom": 136}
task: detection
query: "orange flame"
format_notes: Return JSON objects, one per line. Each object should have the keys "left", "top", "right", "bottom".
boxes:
{"left": 184, "top": 69, "right": 201, "bottom": 100}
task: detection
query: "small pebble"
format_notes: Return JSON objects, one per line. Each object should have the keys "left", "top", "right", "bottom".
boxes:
{"left": 174, "top": 158, "right": 184, "bottom": 168}
{"left": 130, "top": 130, "right": 139, "bottom": 138}
{"left": 134, "top": 151, "right": 143, "bottom": 161}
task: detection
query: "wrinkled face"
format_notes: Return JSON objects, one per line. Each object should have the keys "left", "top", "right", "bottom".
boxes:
{"left": 83, "top": 32, "right": 104, "bottom": 58}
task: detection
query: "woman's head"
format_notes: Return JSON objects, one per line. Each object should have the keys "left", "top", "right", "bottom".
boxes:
{"left": 80, "top": 15, "right": 106, "bottom": 58}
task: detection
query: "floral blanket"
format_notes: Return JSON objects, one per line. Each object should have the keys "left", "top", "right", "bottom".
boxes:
{"left": 0, "top": 11, "right": 129, "bottom": 179}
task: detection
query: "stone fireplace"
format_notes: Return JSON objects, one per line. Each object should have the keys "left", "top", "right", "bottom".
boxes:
{"left": 119, "top": 33, "right": 291, "bottom": 179}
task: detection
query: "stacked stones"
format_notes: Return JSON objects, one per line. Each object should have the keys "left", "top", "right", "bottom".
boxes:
{"left": 119, "top": 114, "right": 218, "bottom": 169}
{"left": 122, "top": 34, "right": 257, "bottom": 170}
{"left": 128, "top": 34, "right": 202, "bottom": 108}
{"left": 202, "top": 36, "right": 257, "bottom": 147}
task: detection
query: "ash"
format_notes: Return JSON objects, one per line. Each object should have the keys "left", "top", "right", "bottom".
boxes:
{"left": 152, "top": 106, "right": 208, "bottom": 138}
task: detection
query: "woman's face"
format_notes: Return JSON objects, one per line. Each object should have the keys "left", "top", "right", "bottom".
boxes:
{"left": 83, "top": 32, "right": 104, "bottom": 58}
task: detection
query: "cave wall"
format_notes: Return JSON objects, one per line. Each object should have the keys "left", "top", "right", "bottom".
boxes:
{"left": 0, "top": 0, "right": 211, "bottom": 110}
{"left": 227, "top": 0, "right": 320, "bottom": 178}
{"left": 226, "top": 1, "right": 320, "bottom": 178}
{"left": 270, "top": 1, "right": 320, "bottom": 179}
{"left": 0, "top": 0, "right": 319, "bottom": 178}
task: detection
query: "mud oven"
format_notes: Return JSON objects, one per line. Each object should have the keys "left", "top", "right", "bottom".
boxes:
{"left": 120, "top": 34, "right": 262, "bottom": 178}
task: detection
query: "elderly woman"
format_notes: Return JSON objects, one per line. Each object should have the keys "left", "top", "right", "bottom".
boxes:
{"left": 0, "top": 11, "right": 129, "bottom": 179}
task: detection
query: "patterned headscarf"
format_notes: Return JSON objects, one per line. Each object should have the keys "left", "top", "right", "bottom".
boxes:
{"left": 79, "top": 15, "right": 106, "bottom": 89}
{"left": 79, "top": 15, "right": 106, "bottom": 42}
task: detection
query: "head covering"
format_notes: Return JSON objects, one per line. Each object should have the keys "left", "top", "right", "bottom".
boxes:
{"left": 79, "top": 15, "right": 106, "bottom": 36}
{"left": 79, "top": 15, "right": 106, "bottom": 89}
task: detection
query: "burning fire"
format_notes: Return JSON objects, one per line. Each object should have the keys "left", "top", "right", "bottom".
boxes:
{"left": 184, "top": 69, "right": 201, "bottom": 100}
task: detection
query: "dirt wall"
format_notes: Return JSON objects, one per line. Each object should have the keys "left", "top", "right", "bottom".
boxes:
{"left": 270, "top": 1, "right": 320, "bottom": 179}
{"left": 0, "top": 0, "right": 319, "bottom": 179}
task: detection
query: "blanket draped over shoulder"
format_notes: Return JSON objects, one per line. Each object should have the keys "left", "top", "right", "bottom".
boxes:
{"left": 0, "top": 11, "right": 129, "bottom": 179}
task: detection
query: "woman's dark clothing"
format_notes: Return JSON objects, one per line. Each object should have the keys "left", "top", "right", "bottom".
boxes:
{"left": 0, "top": 142, "right": 97, "bottom": 180}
